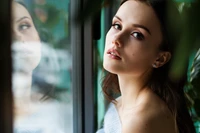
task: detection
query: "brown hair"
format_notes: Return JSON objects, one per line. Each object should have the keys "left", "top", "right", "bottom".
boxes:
{"left": 102, "top": 0, "right": 195, "bottom": 132}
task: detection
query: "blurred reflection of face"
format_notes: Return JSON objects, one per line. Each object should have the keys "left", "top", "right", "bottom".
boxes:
{"left": 12, "top": 2, "right": 41, "bottom": 72}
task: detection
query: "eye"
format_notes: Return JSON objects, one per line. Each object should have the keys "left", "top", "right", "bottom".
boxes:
{"left": 18, "top": 23, "right": 31, "bottom": 31}
{"left": 131, "top": 32, "right": 144, "bottom": 40}
{"left": 112, "top": 23, "right": 121, "bottom": 30}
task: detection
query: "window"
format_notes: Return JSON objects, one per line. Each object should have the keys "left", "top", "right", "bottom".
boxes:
{"left": 12, "top": 0, "right": 72, "bottom": 133}
{"left": 2, "top": 0, "right": 199, "bottom": 133}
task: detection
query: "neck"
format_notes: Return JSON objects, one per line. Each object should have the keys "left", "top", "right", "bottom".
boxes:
{"left": 12, "top": 71, "right": 33, "bottom": 118}
{"left": 117, "top": 72, "right": 151, "bottom": 110}
{"left": 12, "top": 71, "right": 32, "bottom": 97}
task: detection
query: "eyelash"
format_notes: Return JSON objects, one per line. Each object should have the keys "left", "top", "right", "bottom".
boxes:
{"left": 18, "top": 23, "right": 31, "bottom": 31}
{"left": 131, "top": 32, "right": 144, "bottom": 40}
{"left": 112, "top": 23, "right": 121, "bottom": 30}
{"left": 112, "top": 22, "right": 145, "bottom": 40}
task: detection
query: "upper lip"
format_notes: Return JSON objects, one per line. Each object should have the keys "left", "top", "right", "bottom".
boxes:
{"left": 107, "top": 48, "right": 121, "bottom": 58}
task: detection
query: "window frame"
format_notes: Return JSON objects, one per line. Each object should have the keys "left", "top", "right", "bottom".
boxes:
{"left": 71, "top": 0, "right": 96, "bottom": 132}
{"left": 0, "top": 0, "right": 96, "bottom": 132}
{"left": 0, "top": 0, "right": 13, "bottom": 133}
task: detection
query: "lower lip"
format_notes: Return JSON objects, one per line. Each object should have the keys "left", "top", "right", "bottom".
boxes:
{"left": 108, "top": 54, "right": 121, "bottom": 60}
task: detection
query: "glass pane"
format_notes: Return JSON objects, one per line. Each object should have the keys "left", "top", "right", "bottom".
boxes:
{"left": 12, "top": 0, "right": 72, "bottom": 133}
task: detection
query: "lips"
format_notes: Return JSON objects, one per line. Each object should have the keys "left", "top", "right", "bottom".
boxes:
{"left": 107, "top": 48, "right": 121, "bottom": 60}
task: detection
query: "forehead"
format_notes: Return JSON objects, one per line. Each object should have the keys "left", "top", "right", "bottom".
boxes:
{"left": 12, "top": 3, "right": 31, "bottom": 19}
{"left": 117, "top": 1, "right": 157, "bottom": 23}
{"left": 116, "top": 1, "right": 161, "bottom": 31}
{"left": 115, "top": 0, "right": 163, "bottom": 46}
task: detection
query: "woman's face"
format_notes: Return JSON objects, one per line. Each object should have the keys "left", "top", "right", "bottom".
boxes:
{"left": 12, "top": 2, "right": 40, "bottom": 42}
{"left": 12, "top": 2, "right": 41, "bottom": 72}
{"left": 103, "top": 0, "right": 163, "bottom": 77}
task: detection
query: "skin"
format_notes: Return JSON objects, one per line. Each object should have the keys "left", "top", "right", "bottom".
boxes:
{"left": 12, "top": 2, "right": 40, "bottom": 42}
{"left": 12, "top": 2, "right": 41, "bottom": 118}
{"left": 103, "top": 1, "right": 175, "bottom": 133}
{"left": 12, "top": 2, "right": 41, "bottom": 72}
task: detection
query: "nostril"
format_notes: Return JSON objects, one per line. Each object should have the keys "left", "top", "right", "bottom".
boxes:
{"left": 112, "top": 40, "right": 121, "bottom": 47}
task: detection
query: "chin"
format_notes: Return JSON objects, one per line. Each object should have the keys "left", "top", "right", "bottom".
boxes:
{"left": 103, "top": 62, "right": 119, "bottom": 74}
{"left": 13, "top": 57, "right": 41, "bottom": 73}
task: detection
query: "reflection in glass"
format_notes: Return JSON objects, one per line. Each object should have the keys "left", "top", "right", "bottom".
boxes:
{"left": 12, "top": 0, "right": 72, "bottom": 133}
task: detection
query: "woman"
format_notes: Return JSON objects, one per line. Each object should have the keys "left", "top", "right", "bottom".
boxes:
{"left": 12, "top": 1, "right": 68, "bottom": 133}
{"left": 97, "top": 0, "right": 195, "bottom": 133}
{"left": 12, "top": 0, "right": 41, "bottom": 118}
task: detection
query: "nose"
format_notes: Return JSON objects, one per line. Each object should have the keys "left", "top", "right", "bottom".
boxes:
{"left": 111, "top": 32, "right": 125, "bottom": 48}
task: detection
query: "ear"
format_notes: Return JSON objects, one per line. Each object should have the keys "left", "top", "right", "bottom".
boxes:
{"left": 152, "top": 52, "right": 171, "bottom": 68}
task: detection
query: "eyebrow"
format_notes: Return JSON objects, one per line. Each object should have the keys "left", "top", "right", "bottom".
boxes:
{"left": 114, "top": 15, "right": 151, "bottom": 35}
{"left": 16, "top": 16, "right": 30, "bottom": 23}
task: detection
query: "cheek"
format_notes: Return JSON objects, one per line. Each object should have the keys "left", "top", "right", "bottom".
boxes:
{"left": 104, "top": 30, "right": 114, "bottom": 48}
{"left": 28, "top": 29, "right": 40, "bottom": 42}
{"left": 104, "top": 33, "right": 111, "bottom": 53}
{"left": 124, "top": 44, "right": 156, "bottom": 63}
{"left": 12, "top": 41, "right": 41, "bottom": 72}
{"left": 103, "top": 33, "right": 111, "bottom": 68}
{"left": 105, "top": 31, "right": 111, "bottom": 43}
{"left": 22, "top": 27, "right": 40, "bottom": 42}
{"left": 105, "top": 28, "right": 114, "bottom": 43}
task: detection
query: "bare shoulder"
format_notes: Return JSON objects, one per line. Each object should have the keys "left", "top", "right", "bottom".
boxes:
{"left": 122, "top": 94, "right": 177, "bottom": 133}
{"left": 122, "top": 109, "right": 176, "bottom": 133}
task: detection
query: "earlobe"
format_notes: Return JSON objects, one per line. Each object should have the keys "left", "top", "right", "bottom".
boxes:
{"left": 153, "top": 52, "right": 171, "bottom": 68}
